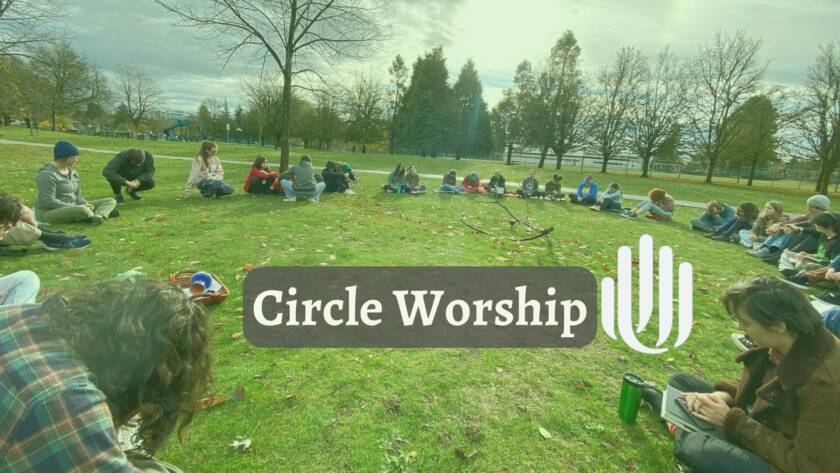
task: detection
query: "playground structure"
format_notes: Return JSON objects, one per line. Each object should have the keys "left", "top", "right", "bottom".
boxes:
{"left": 163, "top": 118, "right": 204, "bottom": 142}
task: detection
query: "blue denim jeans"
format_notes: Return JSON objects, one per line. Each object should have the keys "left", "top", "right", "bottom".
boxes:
{"left": 0, "top": 271, "right": 40, "bottom": 306}
{"left": 636, "top": 200, "right": 672, "bottom": 218}
{"left": 281, "top": 180, "right": 326, "bottom": 201}
{"left": 197, "top": 179, "right": 234, "bottom": 198}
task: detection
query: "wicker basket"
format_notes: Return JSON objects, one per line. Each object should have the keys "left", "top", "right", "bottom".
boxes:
{"left": 169, "top": 269, "right": 230, "bottom": 305}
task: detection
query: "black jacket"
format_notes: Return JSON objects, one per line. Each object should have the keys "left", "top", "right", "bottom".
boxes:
{"left": 102, "top": 150, "right": 155, "bottom": 183}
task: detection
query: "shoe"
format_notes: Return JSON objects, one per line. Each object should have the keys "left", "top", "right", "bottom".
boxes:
{"left": 307, "top": 197, "right": 319, "bottom": 203}
{"left": 108, "top": 209, "right": 120, "bottom": 218}
{"left": 284, "top": 197, "right": 297, "bottom": 202}
{"left": 704, "top": 232, "right": 716, "bottom": 238}
{"left": 589, "top": 205, "right": 601, "bottom": 211}
{"left": 0, "top": 247, "right": 28, "bottom": 256}
{"left": 127, "top": 190, "right": 142, "bottom": 201}
{"left": 620, "top": 213, "right": 636, "bottom": 219}
{"left": 640, "top": 385, "right": 663, "bottom": 408}
{"left": 816, "top": 292, "right": 840, "bottom": 305}
{"left": 731, "top": 333, "right": 754, "bottom": 351}
{"left": 115, "top": 194, "right": 125, "bottom": 204}
{"left": 780, "top": 268, "right": 799, "bottom": 278}
{"left": 749, "top": 247, "right": 771, "bottom": 258}
{"left": 84, "top": 216, "right": 105, "bottom": 226}
{"left": 710, "top": 234, "right": 730, "bottom": 241}
{"left": 780, "top": 277, "right": 809, "bottom": 291}
{"left": 44, "top": 236, "right": 90, "bottom": 251}
{"left": 343, "top": 189, "right": 355, "bottom": 195}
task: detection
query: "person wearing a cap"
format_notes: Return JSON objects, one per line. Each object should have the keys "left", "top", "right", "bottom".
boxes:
{"left": 569, "top": 174, "right": 599, "bottom": 205}
{"left": 102, "top": 148, "right": 155, "bottom": 203}
{"left": 34, "top": 141, "right": 117, "bottom": 225}
{"left": 749, "top": 194, "right": 830, "bottom": 263}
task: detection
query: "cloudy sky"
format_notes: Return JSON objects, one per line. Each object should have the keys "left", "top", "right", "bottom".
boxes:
{"left": 66, "top": 0, "right": 840, "bottom": 114}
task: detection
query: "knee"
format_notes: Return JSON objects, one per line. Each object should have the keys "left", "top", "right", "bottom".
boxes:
{"left": 142, "top": 178, "right": 156, "bottom": 189}
{"left": 667, "top": 372, "right": 696, "bottom": 390}
{"left": 15, "top": 270, "right": 40, "bottom": 286}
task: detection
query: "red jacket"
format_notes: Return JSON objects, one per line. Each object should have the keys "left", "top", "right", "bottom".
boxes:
{"left": 462, "top": 175, "right": 482, "bottom": 193}
{"left": 243, "top": 166, "right": 280, "bottom": 192}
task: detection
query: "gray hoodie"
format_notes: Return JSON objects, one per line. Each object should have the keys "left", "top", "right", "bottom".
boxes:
{"left": 35, "top": 163, "right": 86, "bottom": 211}
{"left": 287, "top": 161, "right": 320, "bottom": 192}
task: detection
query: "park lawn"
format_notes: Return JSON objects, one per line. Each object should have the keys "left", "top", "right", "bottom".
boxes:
{"left": 0, "top": 131, "right": 806, "bottom": 472}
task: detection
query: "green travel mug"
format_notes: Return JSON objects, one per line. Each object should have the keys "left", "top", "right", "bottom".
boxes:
{"left": 618, "top": 373, "right": 647, "bottom": 424}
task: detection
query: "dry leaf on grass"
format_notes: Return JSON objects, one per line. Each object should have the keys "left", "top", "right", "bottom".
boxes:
{"left": 229, "top": 385, "right": 245, "bottom": 402}
{"left": 242, "top": 263, "right": 254, "bottom": 272}
{"left": 455, "top": 447, "right": 478, "bottom": 461}
{"left": 538, "top": 427, "right": 552, "bottom": 440}
{"left": 231, "top": 332, "right": 243, "bottom": 340}
{"left": 229, "top": 437, "right": 251, "bottom": 452}
{"left": 195, "top": 396, "right": 226, "bottom": 411}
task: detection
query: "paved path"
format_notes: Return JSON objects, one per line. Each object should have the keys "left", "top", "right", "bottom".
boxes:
{"left": 0, "top": 138, "right": 706, "bottom": 208}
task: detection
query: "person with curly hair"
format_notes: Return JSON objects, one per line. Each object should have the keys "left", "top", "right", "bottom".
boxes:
{"left": 0, "top": 192, "right": 90, "bottom": 253}
{"left": 0, "top": 280, "right": 212, "bottom": 472}
{"left": 623, "top": 188, "right": 675, "bottom": 221}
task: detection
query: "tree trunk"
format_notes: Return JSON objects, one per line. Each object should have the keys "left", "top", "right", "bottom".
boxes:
{"left": 506, "top": 143, "right": 513, "bottom": 165}
{"left": 538, "top": 146, "right": 548, "bottom": 168}
{"left": 747, "top": 157, "right": 758, "bottom": 186}
{"left": 51, "top": 109, "right": 57, "bottom": 131}
{"left": 600, "top": 155, "right": 609, "bottom": 174}
{"left": 641, "top": 152, "right": 652, "bottom": 178}
{"left": 704, "top": 155, "right": 716, "bottom": 184}
{"left": 362, "top": 144, "right": 367, "bottom": 154}
{"left": 388, "top": 120, "right": 396, "bottom": 155}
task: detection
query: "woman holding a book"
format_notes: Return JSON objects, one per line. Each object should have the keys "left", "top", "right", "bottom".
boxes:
{"left": 641, "top": 277, "right": 840, "bottom": 473}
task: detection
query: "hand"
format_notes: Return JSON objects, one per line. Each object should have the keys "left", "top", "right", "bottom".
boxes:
{"left": 748, "top": 234, "right": 758, "bottom": 241}
{"left": 20, "top": 206, "right": 37, "bottom": 226}
{"left": 84, "top": 203, "right": 94, "bottom": 210}
{"left": 126, "top": 180, "right": 140, "bottom": 189}
{"left": 827, "top": 270, "right": 840, "bottom": 282}
{"left": 688, "top": 394, "right": 732, "bottom": 427}
{"left": 768, "top": 223, "right": 781, "bottom": 233}
{"left": 796, "top": 251, "right": 808, "bottom": 261}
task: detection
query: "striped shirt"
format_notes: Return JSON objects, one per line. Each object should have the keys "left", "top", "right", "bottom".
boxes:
{"left": 0, "top": 304, "right": 140, "bottom": 472}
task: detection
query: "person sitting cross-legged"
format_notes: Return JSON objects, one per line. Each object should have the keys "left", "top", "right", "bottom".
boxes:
{"left": 0, "top": 280, "right": 212, "bottom": 473}
{"left": 322, "top": 160, "right": 354, "bottom": 195}
{"left": 184, "top": 141, "right": 234, "bottom": 198}
{"left": 623, "top": 188, "right": 675, "bottom": 221}
{"left": 34, "top": 141, "right": 118, "bottom": 226}
{"left": 280, "top": 155, "right": 326, "bottom": 203}
{"left": 590, "top": 182, "right": 622, "bottom": 212}
{"left": 243, "top": 156, "right": 282, "bottom": 196}
{"left": 0, "top": 193, "right": 89, "bottom": 253}
{"left": 404, "top": 166, "right": 427, "bottom": 193}
{"left": 568, "top": 174, "right": 598, "bottom": 204}
{"left": 102, "top": 148, "right": 155, "bottom": 203}
{"left": 708, "top": 202, "right": 759, "bottom": 242}
{"left": 691, "top": 201, "right": 735, "bottom": 234}
{"left": 640, "top": 277, "right": 840, "bottom": 473}
{"left": 544, "top": 175, "right": 564, "bottom": 201}
{"left": 439, "top": 170, "right": 464, "bottom": 194}
{"left": 483, "top": 170, "right": 506, "bottom": 196}
{"left": 461, "top": 172, "right": 482, "bottom": 193}
{"left": 517, "top": 170, "right": 542, "bottom": 198}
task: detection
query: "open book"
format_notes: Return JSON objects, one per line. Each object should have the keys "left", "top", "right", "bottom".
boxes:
{"left": 660, "top": 385, "right": 722, "bottom": 437}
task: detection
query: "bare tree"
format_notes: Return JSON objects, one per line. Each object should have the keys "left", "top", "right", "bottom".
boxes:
{"left": 628, "top": 47, "right": 690, "bottom": 177}
{"left": 32, "top": 41, "right": 109, "bottom": 131}
{"left": 342, "top": 72, "right": 385, "bottom": 153}
{"left": 116, "top": 64, "right": 164, "bottom": 131}
{"left": 686, "top": 30, "right": 766, "bottom": 183}
{"left": 155, "top": 0, "right": 388, "bottom": 170}
{"left": 793, "top": 41, "right": 840, "bottom": 195}
{"left": 243, "top": 74, "right": 284, "bottom": 147}
{"left": 0, "top": 0, "right": 66, "bottom": 57}
{"left": 491, "top": 88, "right": 525, "bottom": 165}
{"left": 588, "top": 46, "right": 647, "bottom": 173}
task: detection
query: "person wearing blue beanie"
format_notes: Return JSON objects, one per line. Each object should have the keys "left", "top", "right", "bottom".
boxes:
{"left": 34, "top": 141, "right": 117, "bottom": 225}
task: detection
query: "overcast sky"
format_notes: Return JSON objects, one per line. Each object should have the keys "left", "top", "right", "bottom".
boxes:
{"left": 66, "top": 0, "right": 840, "bottom": 114}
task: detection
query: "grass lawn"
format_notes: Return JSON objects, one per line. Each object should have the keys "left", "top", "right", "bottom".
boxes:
{"left": 0, "top": 127, "right": 824, "bottom": 472}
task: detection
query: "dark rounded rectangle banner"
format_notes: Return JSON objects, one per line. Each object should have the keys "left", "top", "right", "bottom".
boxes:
{"left": 243, "top": 267, "right": 597, "bottom": 348}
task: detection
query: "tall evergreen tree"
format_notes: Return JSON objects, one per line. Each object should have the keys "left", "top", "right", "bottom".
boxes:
{"left": 387, "top": 55, "right": 408, "bottom": 155}
{"left": 395, "top": 47, "right": 458, "bottom": 157}
{"left": 453, "top": 59, "right": 493, "bottom": 158}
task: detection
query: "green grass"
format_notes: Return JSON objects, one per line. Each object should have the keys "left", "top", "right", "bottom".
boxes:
{"left": 0, "top": 127, "right": 814, "bottom": 472}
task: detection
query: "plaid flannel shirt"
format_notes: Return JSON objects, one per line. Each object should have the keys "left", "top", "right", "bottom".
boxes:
{"left": 0, "top": 304, "right": 140, "bottom": 472}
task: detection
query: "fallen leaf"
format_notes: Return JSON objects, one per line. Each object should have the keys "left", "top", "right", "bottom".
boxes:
{"left": 283, "top": 394, "right": 295, "bottom": 401}
{"left": 231, "top": 332, "right": 243, "bottom": 340}
{"left": 438, "top": 431, "right": 451, "bottom": 445}
{"left": 465, "top": 425, "right": 482, "bottom": 441}
{"left": 573, "top": 380, "right": 592, "bottom": 391}
{"left": 538, "top": 427, "right": 552, "bottom": 440}
{"left": 229, "top": 436, "right": 251, "bottom": 452}
{"left": 243, "top": 263, "right": 254, "bottom": 272}
{"left": 621, "top": 459, "right": 639, "bottom": 471}
{"left": 455, "top": 447, "right": 478, "bottom": 461}
{"left": 195, "top": 396, "right": 226, "bottom": 411}
{"left": 229, "top": 385, "right": 245, "bottom": 402}
{"left": 383, "top": 398, "right": 401, "bottom": 414}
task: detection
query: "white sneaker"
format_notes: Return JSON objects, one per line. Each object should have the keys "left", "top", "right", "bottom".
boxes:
{"left": 284, "top": 197, "right": 297, "bottom": 202}
{"left": 307, "top": 197, "right": 319, "bottom": 203}
{"left": 344, "top": 189, "right": 355, "bottom": 195}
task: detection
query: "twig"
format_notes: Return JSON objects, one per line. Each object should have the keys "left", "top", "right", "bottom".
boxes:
{"left": 514, "top": 227, "right": 554, "bottom": 242}
{"left": 460, "top": 216, "right": 491, "bottom": 235}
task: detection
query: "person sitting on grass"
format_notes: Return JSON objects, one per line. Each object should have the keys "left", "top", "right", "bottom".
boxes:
{"left": 569, "top": 174, "right": 598, "bottom": 204}
{"left": 322, "top": 160, "right": 354, "bottom": 195}
{"left": 591, "top": 183, "right": 622, "bottom": 212}
{"left": 404, "top": 166, "right": 427, "bottom": 193}
{"left": 243, "top": 156, "right": 282, "bottom": 196}
{"left": 0, "top": 280, "right": 212, "bottom": 473}
{"left": 461, "top": 172, "right": 482, "bottom": 193}
{"left": 339, "top": 162, "right": 358, "bottom": 182}
{"left": 739, "top": 201, "right": 785, "bottom": 249}
{"left": 517, "top": 170, "right": 542, "bottom": 198}
{"left": 749, "top": 195, "right": 828, "bottom": 261}
{"left": 439, "top": 170, "right": 464, "bottom": 194}
{"left": 707, "top": 202, "right": 760, "bottom": 242}
{"left": 483, "top": 170, "right": 506, "bottom": 195}
{"left": 35, "top": 141, "right": 118, "bottom": 226}
{"left": 640, "top": 277, "right": 840, "bottom": 473}
{"left": 778, "top": 212, "right": 840, "bottom": 286}
{"left": 102, "top": 148, "right": 155, "bottom": 203}
{"left": 623, "top": 188, "right": 675, "bottom": 221}
{"left": 691, "top": 201, "right": 735, "bottom": 233}
{"left": 0, "top": 193, "right": 89, "bottom": 253}
{"left": 544, "top": 175, "right": 564, "bottom": 201}
{"left": 185, "top": 141, "right": 234, "bottom": 198}
{"left": 280, "top": 155, "right": 326, "bottom": 203}
{"left": 385, "top": 162, "right": 408, "bottom": 193}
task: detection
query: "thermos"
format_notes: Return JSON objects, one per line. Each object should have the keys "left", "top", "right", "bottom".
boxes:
{"left": 618, "top": 373, "right": 647, "bottom": 423}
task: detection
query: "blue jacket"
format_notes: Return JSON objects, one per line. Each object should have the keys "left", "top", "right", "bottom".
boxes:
{"left": 701, "top": 204, "right": 735, "bottom": 227}
{"left": 576, "top": 181, "right": 598, "bottom": 199}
